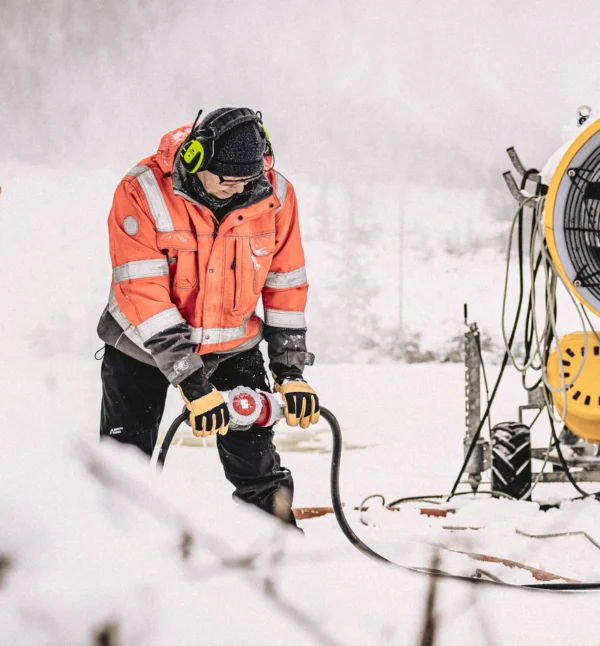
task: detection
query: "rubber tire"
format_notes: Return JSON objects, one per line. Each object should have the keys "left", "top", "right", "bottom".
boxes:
{"left": 490, "top": 422, "right": 532, "bottom": 500}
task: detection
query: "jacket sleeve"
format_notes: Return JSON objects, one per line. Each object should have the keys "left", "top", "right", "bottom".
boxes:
{"left": 262, "top": 174, "right": 314, "bottom": 379}
{"left": 107, "top": 173, "right": 204, "bottom": 385}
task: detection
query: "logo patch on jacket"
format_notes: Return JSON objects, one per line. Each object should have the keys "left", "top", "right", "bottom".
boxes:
{"left": 123, "top": 216, "right": 139, "bottom": 235}
{"left": 173, "top": 358, "right": 190, "bottom": 374}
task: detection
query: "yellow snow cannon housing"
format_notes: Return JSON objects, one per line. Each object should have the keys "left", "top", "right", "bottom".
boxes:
{"left": 547, "top": 332, "right": 600, "bottom": 443}
{"left": 545, "top": 116, "right": 600, "bottom": 317}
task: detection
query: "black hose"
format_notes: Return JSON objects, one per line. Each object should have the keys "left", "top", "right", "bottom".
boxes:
{"left": 157, "top": 411, "right": 188, "bottom": 469}
{"left": 159, "top": 405, "right": 600, "bottom": 590}
{"left": 323, "top": 406, "right": 395, "bottom": 564}
{"left": 547, "top": 411, "right": 593, "bottom": 498}
{"left": 325, "top": 407, "right": 600, "bottom": 590}
{"left": 157, "top": 406, "right": 414, "bottom": 568}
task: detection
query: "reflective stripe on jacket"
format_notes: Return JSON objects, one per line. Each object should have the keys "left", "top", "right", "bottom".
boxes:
{"left": 100, "top": 124, "right": 309, "bottom": 384}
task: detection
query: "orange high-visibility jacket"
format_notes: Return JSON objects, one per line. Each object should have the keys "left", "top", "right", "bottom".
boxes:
{"left": 97, "top": 124, "right": 310, "bottom": 385}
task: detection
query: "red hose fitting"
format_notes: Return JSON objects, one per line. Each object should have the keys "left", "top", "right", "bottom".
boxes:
{"left": 255, "top": 393, "right": 273, "bottom": 427}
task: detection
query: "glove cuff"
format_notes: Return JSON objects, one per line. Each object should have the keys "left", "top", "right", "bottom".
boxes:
{"left": 272, "top": 364, "right": 305, "bottom": 386}
{"left": 179, "top": 370, "right": 213, "bottom": 401}
{"left": 275, "top": 381, "right": 316, "bottom": 396}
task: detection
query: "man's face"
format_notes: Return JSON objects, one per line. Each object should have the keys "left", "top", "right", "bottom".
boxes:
{"left": 197, "top": 170, "right": 259, "bottom": 200}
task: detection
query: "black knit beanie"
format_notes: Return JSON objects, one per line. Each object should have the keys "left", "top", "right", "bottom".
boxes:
{"left": 200, "top": 107, "right": 266, "bottom": 178}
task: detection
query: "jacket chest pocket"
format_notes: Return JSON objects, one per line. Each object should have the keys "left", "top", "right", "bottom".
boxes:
{"left": 166, "top": 251, "right": 198, "bottom": 290}
{"left": 157, "top": 231, "right": 199, "bottom": 291}
{"left": 231, "top": 232, "right": 275, "bottom": 312}
{"left": 249, "top": 233, "right": 275, "bottom": 295}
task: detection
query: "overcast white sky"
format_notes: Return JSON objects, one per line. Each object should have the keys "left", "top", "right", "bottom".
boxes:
{"left": 4, "top": 0, "right": 600, "bottom": 182}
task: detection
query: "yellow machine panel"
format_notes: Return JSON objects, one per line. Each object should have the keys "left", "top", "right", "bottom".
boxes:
{"left": 547, "top": 331, "right": 600, "bottom": 443}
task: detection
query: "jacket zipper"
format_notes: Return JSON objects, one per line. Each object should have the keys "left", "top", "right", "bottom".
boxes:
{"left": 231, "top": 250, "right": 238, "bottom": 310}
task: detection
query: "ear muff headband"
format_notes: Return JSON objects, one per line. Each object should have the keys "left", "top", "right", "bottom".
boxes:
{"left": 179, "top": 107, "right": 272, "bottom": 174}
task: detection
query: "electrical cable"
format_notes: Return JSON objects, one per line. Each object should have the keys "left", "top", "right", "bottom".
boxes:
{"left": 359, "top": 494, "right": 386, "bottom": 509}
{"left": 547, "top": 409, "right": 594, "bottom": 498}
{"left": 388, "top": 490, "right": 516, "bottom": 508}
{"left": 515, "top": 528, "right": 600, "bottom": 551}
{"left": 441, "top": 525, "right": 600, "bottom": 553}
{"left": 158, "top": 404, "right": 600, "bottom": 590}
{"left": 326, "top": 406, "right": 600, "bottom": 590}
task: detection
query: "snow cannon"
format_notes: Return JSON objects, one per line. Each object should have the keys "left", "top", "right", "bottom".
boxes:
{"left": 458, "top": 112, "right": 600, "bottom": 499}
{"left": 545, "top": 113, "right": 600, "bottom": 318}
{"left": 542, "top": 111, "right": 600, "bottom": 442}
{"left": 546, "top": 332, "right": 600, "bottom": 443}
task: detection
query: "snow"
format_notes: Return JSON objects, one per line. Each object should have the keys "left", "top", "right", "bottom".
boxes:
{"left": 7, "top": 2, "right": 600, "bottom": 642}
{"left": 4, "top": 357, "right": 600, "bottom": 644}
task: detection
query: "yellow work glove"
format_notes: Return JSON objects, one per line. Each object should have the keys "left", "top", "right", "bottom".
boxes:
{"left": 274, "top": 379, "right": 320, "bottom": 429}
{"left": 178, "top": 375, "right": 229, "bottom": 438}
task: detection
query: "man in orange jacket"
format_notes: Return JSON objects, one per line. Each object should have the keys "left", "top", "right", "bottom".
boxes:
{"left": 97, "top": 107, "right": 319, "bottom": 525}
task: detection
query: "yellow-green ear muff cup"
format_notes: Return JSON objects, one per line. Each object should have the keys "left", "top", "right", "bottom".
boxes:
{"left": 181, "top": 140, "right": 205, "bottom": 173}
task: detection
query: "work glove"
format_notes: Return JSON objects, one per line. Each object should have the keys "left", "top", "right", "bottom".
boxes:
{"left": 274, "top": 375, "right": 320, "bottom": 429}
{"left": 178, "top": 372, "right": 229, "bottom": 438}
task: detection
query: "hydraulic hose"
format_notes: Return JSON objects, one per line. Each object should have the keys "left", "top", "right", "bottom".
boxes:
{"left": 158, "top": 406, "right": 393, "bottom": 563}
{"left": 323, "top": 406, "right": 395, "bottom": 565}
{"left": 157, "top": 411, "right": 188, "bottom": 469}
{"left": 325, "top": 407, "right": 600, "bottom": 590}
{"left": 159, "top": 405, "right": 600, "bottom": 590}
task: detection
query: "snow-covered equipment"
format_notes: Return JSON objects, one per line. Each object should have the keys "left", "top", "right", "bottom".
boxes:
{"left": 457, "top": 108, "right": 600, "bottom": 501}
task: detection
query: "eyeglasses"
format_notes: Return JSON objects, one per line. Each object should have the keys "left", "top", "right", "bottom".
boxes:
{"left": 218, "top": 171, "right": 264, "bottom": 187}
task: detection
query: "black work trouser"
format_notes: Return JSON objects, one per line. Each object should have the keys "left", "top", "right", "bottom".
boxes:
{"left": 100, "top": 343, "right": 296, "bottom": 525}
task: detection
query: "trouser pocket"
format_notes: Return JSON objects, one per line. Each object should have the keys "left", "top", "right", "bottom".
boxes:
{"left": 99, "top": 344, "right": 170, "bottom": 457}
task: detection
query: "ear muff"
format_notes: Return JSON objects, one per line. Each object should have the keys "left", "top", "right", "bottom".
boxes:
{"left": 259, "top": 123, "right": 273, "bottom": 155}
{"left": 179, "top": 108, "right": 210, "bottom": 174}
{"left": 180, "top": 139, "right": 206, "bottom": 174}
{"left": 258, "top": 122, "right": 270, "bottom": 142}
{"left": 255, "top": 113, "right": 274, "bottom": 170}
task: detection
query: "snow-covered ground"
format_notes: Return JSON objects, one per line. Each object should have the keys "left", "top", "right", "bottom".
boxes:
{"left": 4, "top": 357, "right": 600, "bottom": 645}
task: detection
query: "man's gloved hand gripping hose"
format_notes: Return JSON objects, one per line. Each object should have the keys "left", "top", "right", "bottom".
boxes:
{"left": 178, "top": 372, "right": 230, "bottom": 437}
